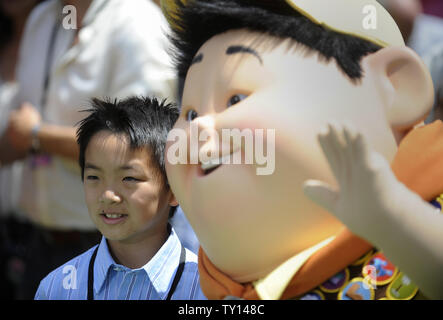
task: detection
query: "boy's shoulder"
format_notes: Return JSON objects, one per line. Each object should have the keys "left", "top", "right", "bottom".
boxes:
{"left": 35, "top": 245, "right": 98, "bottom": 300}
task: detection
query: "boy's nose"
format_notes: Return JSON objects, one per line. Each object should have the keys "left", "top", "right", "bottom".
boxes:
{"left": 100, "top": 189, "right": 122, "bottom": 204}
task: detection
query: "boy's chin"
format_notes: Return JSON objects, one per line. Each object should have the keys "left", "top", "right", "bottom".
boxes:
{"left": 101, "top": 232, "right": 124, "bottom": 242}
{"left": 98, "top": 228, "right": 129, "bottom": 242}
{"left": 101, "top": 228, "right": 145, "bottom": 244}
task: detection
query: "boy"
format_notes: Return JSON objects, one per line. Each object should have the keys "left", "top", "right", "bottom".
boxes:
{"left": 35, "top": 97, "right": 206, "bottom": 299}
{"left": 161, "top": 0, "right": 438, "bottom": 299}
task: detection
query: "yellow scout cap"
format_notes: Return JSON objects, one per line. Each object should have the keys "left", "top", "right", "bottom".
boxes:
{"left": 160, "top": 0, "right": 183, "bottom": 30}
{"left": 161, "top": 0, "right": 404, "bottom": 47}
{"left": 285, "top": 0, "right": 404, "bottom": 47}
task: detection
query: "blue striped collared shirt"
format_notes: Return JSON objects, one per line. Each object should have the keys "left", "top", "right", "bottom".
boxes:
{"left": 34, "top": 227, "right": 207, "bottom": 300}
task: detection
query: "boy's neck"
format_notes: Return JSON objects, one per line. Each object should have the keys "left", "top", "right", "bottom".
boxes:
{"left": 106, "top": 227, "right": 169, "bottom": 270}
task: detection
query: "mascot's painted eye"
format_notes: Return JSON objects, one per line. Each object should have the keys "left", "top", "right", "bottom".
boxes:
{"left": 227, "top": 94, "right": 248, "bottom": 107}
{"left": 185, "top": 109, "right": 199, "bottom": 122}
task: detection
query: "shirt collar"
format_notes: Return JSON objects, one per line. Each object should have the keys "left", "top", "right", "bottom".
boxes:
{"left": 93, "top": 226, "right": 183, "bottom": 298}
{"left": 142, "top": 226, "right": 183, "bottom": 299}
{"left": 253, "top": 236, "right": 335, "bottom": 300}
{"left": 93, "top": 236, "right": 117, "bottom": 294}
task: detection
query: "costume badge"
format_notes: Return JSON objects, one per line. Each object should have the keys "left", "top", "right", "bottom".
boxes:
{"left": 386, "top": 272, "right": 419, "bottom": 300}
{"left": 319, "top": 268, "right": 350, "bottom": 293}
{"left": 430, "top": 194, "right": 443, "bottom": 213}
{"left": 338, "top": 278, "right": 374, "bottom": 300}
{"left": 298, "top": 290, "right": 325, "bottom": 300}
{"left": 362, "top": 252, "right": 397, "bottom": 286}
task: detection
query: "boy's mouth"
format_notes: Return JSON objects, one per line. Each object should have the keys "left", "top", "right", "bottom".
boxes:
{"left": 100, "top": 212, "right": 128, "bottom": 224}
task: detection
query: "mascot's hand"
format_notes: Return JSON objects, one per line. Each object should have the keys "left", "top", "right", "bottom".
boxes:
{"left": 303, "top": 123, "right": 427, "bottom": 243}
{"left": 304, "top": 123, "right": 443, "bottom": 299}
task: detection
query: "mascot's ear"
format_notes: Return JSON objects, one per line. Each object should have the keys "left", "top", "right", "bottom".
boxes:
{"left": 363, "top": 46, "right": 434, "bottom": 131}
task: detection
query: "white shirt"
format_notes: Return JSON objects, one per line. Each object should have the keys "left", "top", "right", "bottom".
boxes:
{"left": 0, "top": 78, "right": 24, "bottom": 217}
{"left": 16, "top": 0, "right": 177, "bottom": 230}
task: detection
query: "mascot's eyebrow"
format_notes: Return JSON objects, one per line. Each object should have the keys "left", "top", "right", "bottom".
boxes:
{"left": 191, "top": 53, "right": 204, "bottom": 66}
{"left": 226, "top": 45, "right": 263, "bottom": 65}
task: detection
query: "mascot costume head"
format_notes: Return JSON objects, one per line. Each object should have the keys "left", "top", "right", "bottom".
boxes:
{"left": 161, "top": 0, "right": 434, "bottom": 299}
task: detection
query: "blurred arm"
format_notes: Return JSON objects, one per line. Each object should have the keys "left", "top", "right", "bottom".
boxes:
{"left": 36, "top": 124, "right": 79, "bottom": 160}
{"left": 5, "top": 102, "right": 79, "bottom": 162}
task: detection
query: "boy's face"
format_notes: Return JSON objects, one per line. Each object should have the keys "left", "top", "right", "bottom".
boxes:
{"left": 165, "top": 30, "right": 399, "bottom": 282}
{"left": 84, "top": 130, "right": 175, "bottom": 243}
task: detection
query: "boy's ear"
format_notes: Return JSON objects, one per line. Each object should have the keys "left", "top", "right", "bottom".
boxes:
{"left": 363, "top": 46, "right": 434, "bottom": 130}
{"left": 168, "top": 191, "right": 179, "bottom": 207}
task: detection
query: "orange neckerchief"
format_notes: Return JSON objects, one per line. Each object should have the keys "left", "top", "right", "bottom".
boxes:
{"left": 198, "top": 229, "right": 372, "bottom": 300}
{"left": 391, "top": 120, "right": 443, "bottom": 202}
{"left": 198, "top": 120, "right": 443, "bottom": 300}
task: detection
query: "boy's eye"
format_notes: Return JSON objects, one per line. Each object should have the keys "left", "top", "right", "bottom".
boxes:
{"left": 227, "top": 94, "right": 248, "bottom": 107}
{"left": 185, "top": 109, "right": 198, "bottom": 122}
{"left": 86, "top": 175, "right": 99, "bottom": 181}
{"left": 123, "top": 177, "right": 140, "bottom": 182}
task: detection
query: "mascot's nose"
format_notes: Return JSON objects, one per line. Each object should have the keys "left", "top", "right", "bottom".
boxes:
{"left": 193, "top": 115, "right": 220, "bottom": 161}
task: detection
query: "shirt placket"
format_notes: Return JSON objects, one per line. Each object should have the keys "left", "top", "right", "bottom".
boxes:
{"left": 116, "top": 268, "right": 141, "bottom": 300}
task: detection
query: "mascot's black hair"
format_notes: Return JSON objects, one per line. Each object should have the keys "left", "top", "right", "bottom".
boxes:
{"left": 167, "top": 0, "right": 382, "bottom": 83}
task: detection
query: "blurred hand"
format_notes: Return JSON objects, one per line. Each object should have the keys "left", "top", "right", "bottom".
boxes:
{"left": 6, "top": 102, "right": 42, "bottom": 153}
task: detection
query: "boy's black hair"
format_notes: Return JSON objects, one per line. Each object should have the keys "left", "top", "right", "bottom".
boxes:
{"left": 76, "top": 96, "right": 179, "bottom": 217}
{"left": 168, "top": 0, "right": 382, "bottom": 83}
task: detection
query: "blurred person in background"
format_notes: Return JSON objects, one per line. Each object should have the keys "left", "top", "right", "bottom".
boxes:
{"left": 379, "top": 0, "right": 443, "bottom": 130}
{"left": 420, "top": 0, "right": 443, "bottom": 123}
{"left": 378, "top": 0, "right": 423, "bottom": 43}
{"left": 424, "top": 43, "right": 443, "bottom": 123}
{"left": 0, "top": 0, "right": 177, "bottom": 299}
{"left": 0, "top": 0, "right": 44, "bottom": 300}
{"left": 379, "top": 0, "right": 443, "bottom": 57}
{"left": 421, "top": 0, "right": 443, "bottom": 17}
